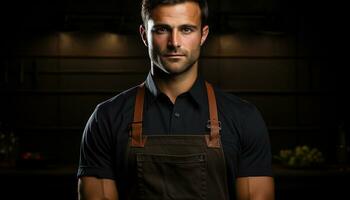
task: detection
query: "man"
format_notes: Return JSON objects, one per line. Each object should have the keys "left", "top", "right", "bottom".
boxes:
{"left": 77, "top": 0, "right": 275, "bottom": 199}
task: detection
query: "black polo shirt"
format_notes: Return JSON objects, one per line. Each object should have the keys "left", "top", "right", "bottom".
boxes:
{"left": 78, "top": 73, "right": 273, "bottom": 199}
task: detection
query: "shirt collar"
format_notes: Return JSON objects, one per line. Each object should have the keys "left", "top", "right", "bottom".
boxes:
{"left": 145, "top": 72, "right": 159, "bottom": 97}
{"left": 144, "top": 72, "right": 207, "bottom": 108}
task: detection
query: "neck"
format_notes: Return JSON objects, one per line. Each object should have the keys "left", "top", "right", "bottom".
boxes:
{"left": 151, "top": 64, "right": 198, "bottom": 104}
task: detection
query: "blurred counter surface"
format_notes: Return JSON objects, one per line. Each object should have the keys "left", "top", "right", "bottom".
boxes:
{"left": 1, "top": 163, "right": 350, "bottom": 177}
{"left": 0, "top": 164, "right": 78, "bottom": 176}
{"left": 1, "top": 164, "right": 349, "bottom": 200}
{"left": 273, "top": 163, "right": 350, "bottom": 177}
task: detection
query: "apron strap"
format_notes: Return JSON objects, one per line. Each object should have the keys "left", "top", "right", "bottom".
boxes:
{"left": 205, "top": 82, "right": 221, "bottom": 148}
{"left": 130, "top": 82, "right": 147, "bottom": 147}
{"left": 130, "top": 81, "right": 221, "bottom": 148}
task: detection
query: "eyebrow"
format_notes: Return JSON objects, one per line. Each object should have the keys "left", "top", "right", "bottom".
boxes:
{"left": 153, "top": 24, "right": 199, "bottom": 30}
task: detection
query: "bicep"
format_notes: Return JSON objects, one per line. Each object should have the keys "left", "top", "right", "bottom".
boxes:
{"left": 236, "top": 176, "right": 275, "bottom": 200}
{"left": 78, "top": 177, "right": 118, "bottom": 200}
{"left": 238, "top": 105, "right": 273, "bottom": 176}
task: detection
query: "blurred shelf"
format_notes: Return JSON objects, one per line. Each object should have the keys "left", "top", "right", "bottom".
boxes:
{"left": 4, "top": 55, "right": 331, "bottom": 60}
{"left": 7, "top": 55, "right": 148, "bottom": 59}
{"left": 29, "top": 70, "right": 148, "bottom": 75}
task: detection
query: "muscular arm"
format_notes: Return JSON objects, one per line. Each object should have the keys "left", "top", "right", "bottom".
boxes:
{"left": 78, "top": 177, "right": 118, "bottom": 200}
{"left": 236, "top": 176, "right": 275, "bottom": 200}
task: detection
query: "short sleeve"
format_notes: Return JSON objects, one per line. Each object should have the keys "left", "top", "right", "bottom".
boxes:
{"left": 237, "top": 105, "right": 273, "bottom": 177}
{"left": 77, "top": 105, "right": 116, "bottom": 179}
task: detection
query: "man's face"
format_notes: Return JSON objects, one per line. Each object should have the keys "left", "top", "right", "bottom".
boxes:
{"left": 140, "top": 2, "right": 209, "bottom": 75}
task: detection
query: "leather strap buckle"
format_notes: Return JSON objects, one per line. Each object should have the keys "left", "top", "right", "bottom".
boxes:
{"left": 206, "top": 120, "right": 221, "bottom": 131}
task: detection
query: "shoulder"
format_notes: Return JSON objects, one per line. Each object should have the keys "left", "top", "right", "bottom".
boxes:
{"left": 213, "top": 85, "right": 260, "bottom": 120}
{"left": 93, "top": 85, "right": 139, "bottom": 121}
{"left": 212, "top": 85, "right": 268, "bottom": 141}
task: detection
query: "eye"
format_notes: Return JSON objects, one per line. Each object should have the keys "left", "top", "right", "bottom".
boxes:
{"left": 181, "top": 27, "right": 194, "bottom": 34}
{"left": 153, "top": 27, "right": 169, "bottom": 34}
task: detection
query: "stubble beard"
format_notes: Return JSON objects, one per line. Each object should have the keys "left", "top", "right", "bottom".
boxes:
{"left": 150, "top": 47, "right": 200, "bottom": 77}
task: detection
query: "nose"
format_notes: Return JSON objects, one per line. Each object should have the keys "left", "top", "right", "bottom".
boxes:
{"left": 168, "top": 29, "right": 181, "bottom": 49}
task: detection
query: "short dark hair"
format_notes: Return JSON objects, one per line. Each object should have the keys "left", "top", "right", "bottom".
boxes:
{"left": 141, "top": 0, "right": 209, "bottom": 26}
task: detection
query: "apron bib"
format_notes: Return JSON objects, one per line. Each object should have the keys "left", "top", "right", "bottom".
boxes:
{"left": 125, "top": 82, "right": 229, "bottom": 200}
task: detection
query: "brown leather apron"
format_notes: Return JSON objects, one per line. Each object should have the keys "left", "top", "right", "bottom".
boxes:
{"left": 125, "top": 82, "right": 229, "bottom": 200}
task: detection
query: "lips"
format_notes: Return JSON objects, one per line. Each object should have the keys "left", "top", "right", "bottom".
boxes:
{"left": 163, "top": 54, "right": 185, "bottom": 57}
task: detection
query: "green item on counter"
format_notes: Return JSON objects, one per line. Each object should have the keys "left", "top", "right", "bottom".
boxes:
{"left": 274, "top": 145, "right": 325, "bottom": 168}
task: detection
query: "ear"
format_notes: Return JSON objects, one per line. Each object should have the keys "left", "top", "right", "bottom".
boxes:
{"left": 200, "top": 25, "right": 209, "bottom": 46}
{"left": 139, "top": 24, "right": 148, "bottom": 47}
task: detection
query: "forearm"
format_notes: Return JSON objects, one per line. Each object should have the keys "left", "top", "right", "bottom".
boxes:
{"left": 78, "top": 177, "right": 118, "bottom": 200}
{"left": 236, "top": 176, "right": 275, "bottom": 200}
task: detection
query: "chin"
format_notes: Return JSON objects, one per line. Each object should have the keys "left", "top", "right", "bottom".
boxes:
{"left": 162, "top": 64, "right": 190, "bottom": 75}
{"left": 153, "top": 58, "right": 196, "bottom": 75}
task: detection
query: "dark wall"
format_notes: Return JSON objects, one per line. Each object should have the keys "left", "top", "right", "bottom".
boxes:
{"left": 0, "top": 0, "right": 348, "bottom": 186}
{"left": 0, "top": 1, "right": 348, "bottom": 200}
{"left": 1, "top": 0, "right": 344, "bottom": 165}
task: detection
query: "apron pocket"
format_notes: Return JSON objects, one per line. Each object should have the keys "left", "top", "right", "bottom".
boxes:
{"left": 136, "top": 153, "right": 207, "bottom": 200}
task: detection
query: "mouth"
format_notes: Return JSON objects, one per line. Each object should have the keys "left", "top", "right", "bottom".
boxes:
{"left": 163, "top": 54, "right": 185, "bottom": 57}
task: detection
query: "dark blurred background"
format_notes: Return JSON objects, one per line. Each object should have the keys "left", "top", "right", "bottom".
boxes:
{"left": 0, "top": 0, "right": 349, "bottom": 199}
